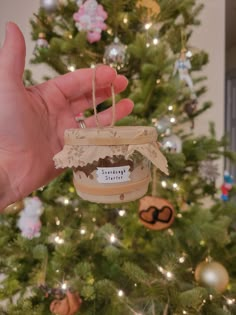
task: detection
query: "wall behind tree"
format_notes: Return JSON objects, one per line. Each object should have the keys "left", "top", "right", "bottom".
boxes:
{"left": 0, "top": 0, "right": 225, "bottom": 156}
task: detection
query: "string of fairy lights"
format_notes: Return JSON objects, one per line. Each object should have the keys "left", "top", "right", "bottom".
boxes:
{"left": 50, "top": 195, "right": 236, "bottom": 314}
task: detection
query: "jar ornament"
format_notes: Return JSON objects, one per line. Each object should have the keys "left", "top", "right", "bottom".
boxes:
{"left": 139, "top": 196, "right": 175, "bottom": 230}
{"left": 53, "top": 68, "right": 168, "bottom": 204}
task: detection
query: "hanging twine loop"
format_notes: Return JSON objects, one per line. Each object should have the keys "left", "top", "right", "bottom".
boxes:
{"left": 92, "top": 65, "right": 116, "bottom": 128}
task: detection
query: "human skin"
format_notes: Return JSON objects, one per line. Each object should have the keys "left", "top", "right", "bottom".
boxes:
{"left": 0, "top": 22, "right": 134, "bottom": 210}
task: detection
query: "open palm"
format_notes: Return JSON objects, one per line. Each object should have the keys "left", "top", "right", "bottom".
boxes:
{"left": 0, "top": 23, "right": 133, "bottom": 210}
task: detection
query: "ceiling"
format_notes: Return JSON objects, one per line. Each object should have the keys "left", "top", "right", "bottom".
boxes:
{"left": 226, "top": 0, "right": 236, "bottom": 49}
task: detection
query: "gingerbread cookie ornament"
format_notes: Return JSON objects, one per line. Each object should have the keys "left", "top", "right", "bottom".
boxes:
{"left": 139, "top": 196, "right": 175, "bottom": 230}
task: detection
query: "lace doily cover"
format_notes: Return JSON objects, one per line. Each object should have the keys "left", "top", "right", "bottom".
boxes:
{"left": 53, "top": 126, "right": 168, "bottom": 175}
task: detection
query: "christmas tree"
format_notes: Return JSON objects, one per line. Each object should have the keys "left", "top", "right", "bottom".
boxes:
{"left": 1, "top": 0, "right": 236, "bottom": 314}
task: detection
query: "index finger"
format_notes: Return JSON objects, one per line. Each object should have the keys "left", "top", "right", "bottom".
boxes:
{"left": 52, "top": 65, "right": 117, "bottom": 101}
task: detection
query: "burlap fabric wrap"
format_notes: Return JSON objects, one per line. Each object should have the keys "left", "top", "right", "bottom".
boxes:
{"left": 53, "top": 126, "right": 168, "bottom": 203}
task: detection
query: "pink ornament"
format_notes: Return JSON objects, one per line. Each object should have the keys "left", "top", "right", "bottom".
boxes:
{"left": 73, "top": 0, "right": 108, "bottom": 43}
{"left": 17, "top": 197, "right": 43, "bottom": 239}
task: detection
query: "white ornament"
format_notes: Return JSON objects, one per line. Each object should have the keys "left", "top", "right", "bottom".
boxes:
{"left": 40, "top": 0, "right": 58, "bottom": 12}
{"left": 17, "top": 197, "right": 44, "bottom": 239}
{"left": 173, "top": 49, "right": 196, "bottom": 99}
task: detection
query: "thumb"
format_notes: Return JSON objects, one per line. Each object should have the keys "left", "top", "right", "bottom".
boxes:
{"left": 0, "top": 22, "right": 26, "bottom": 78}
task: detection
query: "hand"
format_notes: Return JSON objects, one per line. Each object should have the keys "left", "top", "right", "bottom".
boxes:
{"left": 0, "top": 23, "right": 133, "bottom": 210}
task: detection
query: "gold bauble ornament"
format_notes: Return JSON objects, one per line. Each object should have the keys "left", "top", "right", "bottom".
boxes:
{"left": 195, "top": 261, "right": 229, "bottom": 293}
{"left": 4, "top": 200, "right": 24, "bottom": 215}
{"left": 137, "top": 0, "right": 160, "bottom": 17}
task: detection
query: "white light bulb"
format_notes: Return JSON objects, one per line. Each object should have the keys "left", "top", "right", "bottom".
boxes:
{"left": 80, "top": 228, "right": 86, "bottom": 235}
{"left": 61, "top": 283, "right": 67, "bottom": 290}
{"left": 110, "top": 234, "right": 116, "bottom": 243}
{"left": 179, "top": 256, "right": 185, "bottom": 264}
{"left": 54, "top": 236, "right": 64, "bottom": 244}
{"left": 168, "top": 105, "right": 173, "bottom": 111}
{"left": 153, "top": 38, "right": 159, "bottom": 45}
{"left": 123, "top": 17, "right": 128, "bottom": 24}
{"left": 170, "top": 117, "right": 176, "bottom": 123}
{"left": 166, "top": 271, "right": 173, "bottom": 279}
{"left": 64, "top": 198, "right": 70, "bottom": 205}
{"left": 56, "top": 218, "right": 60, "bottom": 226}
{"left": 146, "top": 43, "right": 150, "bottom": 48}
{"left": 226, "top": 298, "right": 235, "bottom": 305}
{"left": 118, "top": 290, "right": 124, "bottom": 297}
{"left": 183, "top": 311, "right": 187, "bottom": 315}
{"left": 161, "top": 180, "right": 167, "bottom": 188}
{"left": 145, "top": 22, "right": 152, "bottom": 30}
{"left": 118, "top": 209, "right": 126, "bottom": 217}
{"left": 173, "top": 183, "right": 179, "bottom": 190}
{"left": 186, "top": 50, "right": 192, "bottom": 58}
{"left": 68, "top": 65, "right": 75, "bottom": 72}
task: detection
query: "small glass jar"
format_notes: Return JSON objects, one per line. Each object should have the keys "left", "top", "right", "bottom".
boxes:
{"left": 53, "top": 126, "right": 168, "bottom": 203}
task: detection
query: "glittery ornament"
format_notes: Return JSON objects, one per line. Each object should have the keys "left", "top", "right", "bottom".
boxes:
{"left": 40, "top": 0, "right": 58, "bottom": 13}
{"left": 34, "top": 33, "right": 49, "bottom": 53}
{"left": 4, "top": 200, "right": 24, "bottom": 215}
{"left": 73, "top": 0, "right": 108, "bottom": 43}
{"left": 162, "top": 134, "right": 182, "bottom": 153}
{"left": 195, "top": 261, "right": 229, "bottom": 293}
{"left": 103, "top": 37, "right": 128, "bottom": 69}
{"left": 199, "top": 160, "right": 219, "bottom": 182}
{"left": 154, "top": 116, "right": 172, "bottom": 137}
{"left": 17, "top": 197, "right": 43, "bottom": 239}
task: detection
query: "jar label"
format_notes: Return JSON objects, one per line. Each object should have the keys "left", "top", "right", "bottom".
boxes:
{"left": 96, "top": 166, "right": 131, "bottom": 183}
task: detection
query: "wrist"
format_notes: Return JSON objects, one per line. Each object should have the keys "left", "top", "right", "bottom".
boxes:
{"left": 0, "top": 165, "right": 17, "bottom": 212}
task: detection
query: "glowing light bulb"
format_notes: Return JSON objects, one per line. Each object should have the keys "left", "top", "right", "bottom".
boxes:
{"left": 226, "top": 298, "right": 235, "bottom": 305}
{"left": 68, "top": 65, "right": 75, "bottom": 72}
{"left": 166, "top": 271, "right": 173, "bottom": 279}
{"left": 183, "top": 311, "right": 187, "bottom": 314}
{"left": 179, "top": 256, "right": 185, "bottom": 264}
{"left": 186, "top": 50, "right": 192, "bottom": 58}
{"left": 61, "top": 283, "right": 67, "bottom": 290}
{"left": 156, "top": 79, "right": 161, "bottom": 84}
{"left": 146, "top": 43, "right": 150, "bottom": 48}
{"left": 170, "top": 117, "right": 176, "bottom": 123}
{"left": 80, "top": 228, "right": 86, "bottom": 235}
{"left": 55, "top": 218, "right": 61, "bottom": 226}
{"left": 110, "top": 234, "right": 116, "bottom": 243}
{"left": 118, "top": 290, "right": 124, "bottom": 297}
{"left": 118, "top": 209, "right": 126, "bottom": 217}
{"left": 173, "top": 183, "right": 179, "bottom": 190}
{"left": 153, "top": 37, "right": 159, "bottom": 45}
{"left": 144, "top": 22, "right": 152, "bottom": 30}
{"left": 123, "top": 17, "right": 128, "bottom": 24}
{"left": 161, "top": 180, "right": 167, "bottom": 188}
{"left": 168, "top": 105, "right": 173, "bottom": 111}
{"left": 63, "top": 198, "right": 70, "bottom": 205}
{"left": 54, "top": 236, "right": 64, "bottom": 244}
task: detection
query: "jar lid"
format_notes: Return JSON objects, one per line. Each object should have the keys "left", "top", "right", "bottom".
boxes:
{"left": 53, "top": 126, "right": 168, "bottom": 175}
{"left": 64, "top": 126, "right": 157, "bottom": 146}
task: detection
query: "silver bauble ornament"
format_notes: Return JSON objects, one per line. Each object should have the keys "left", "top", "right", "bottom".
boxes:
{"left": 195, "top": 261, "right": 229, "bottom": 293}
{"left": 103, "top": 37, "right": 128, "bottom": 70}
{"left": 155, "top": 116, "right": 172, "bottom": 137}
{"left": 40, "top": 0, "right": 58, "bottom": 13}
{"left": 162, "top": 134, "right": 182, "bottom": 153}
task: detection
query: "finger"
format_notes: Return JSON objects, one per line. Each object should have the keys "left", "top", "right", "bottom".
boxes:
{"left": 0, "top": 22, "right": 26, "bottom": 78}
{"left": 70, "top": 74, "right": 128, "bottom": 114}
{"left": 85, "top": 98, "right": 134, "bottom": 127}
{"left": 52, "top": 65, "right": 118, "bottom": 100}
